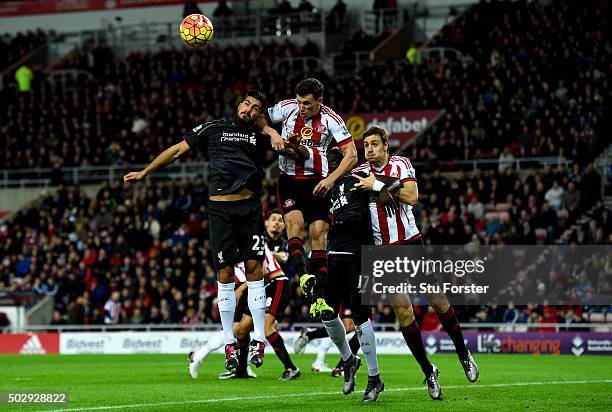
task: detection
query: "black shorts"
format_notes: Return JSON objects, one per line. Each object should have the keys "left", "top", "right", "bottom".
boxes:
{"left": 277, "top": 174, "right": 331, "bottom": 224}
{"left": 243, "top": 277, "right": 290, "bottom": 319}
{"left": 208, "top": 197, "right": 265, "bottom": 271}
{"left": 326, "top": 253, "right": 372, "bottom": 323}
{"left": 265, "top": 277, "right": 290, "bottom": 318}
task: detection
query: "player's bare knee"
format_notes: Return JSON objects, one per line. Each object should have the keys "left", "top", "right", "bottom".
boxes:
{"left": 235, "top": 318, "right": 251, "bottom": 340}
{"left": 309, "top": 220, "right": 329, "bottom": 249}
{"left": 394, "top": 304, "right": 415, "bottom": 326}
{"left": 218, "top": 267, "right": 235, "bottom": 284}
{"left": 264, "top": 315, "right": 277, "bottom": 336}
{"left": 426, "top": 292, "right": 450, "bottom": 313}
{"left": 342, "top": 318, "right": 355, "bottom": 333}
{"left": 284, "top": 211, "right": 305, "bottom": 238}
{"left": 244, "top": 260, "right": 263, "bottom": 281}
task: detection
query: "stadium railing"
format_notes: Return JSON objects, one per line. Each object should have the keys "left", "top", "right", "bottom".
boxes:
{"left": 3, "top": 322, "right": 611, "bottom": 334}
{"left": 273, "top": 56, "right": 323, "bottom": 73}
{"left": 420, "top": 47, "right": 468, "bottom": 66}
{"left": 362, "top": 7, "right": 410, "bottom": 36}
{"left": 93, "top": 11, "right": 326, "bottom": 57}
{"left": 0, "top": 157, "right": 576, "bottom": 188}
{"left": 327, "top": 51, "right": 373, "bottom": 73}
{"left": 0, "top": 162, "right": 210, "bottom": 188}
{"left": 414, "top": 157, "right": 574, "bottom": 173}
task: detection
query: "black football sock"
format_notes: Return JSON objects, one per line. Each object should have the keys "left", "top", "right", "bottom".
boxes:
{"left": 288, "top": 237, "right": 307, "bottom": 276}
{"left": 437, "top": 306, "right": 469, "bottom": 358}
{"left": 306, "top": 327, "right": 329, "bottom": 341}
{"left": 309, "top": 250, "right": 328, "bottom": 298}
{"left": 267, "top": 331, "right": 296, "bottom": 370}
{"left": 236, "top": 338, "right": 249, "bottom": 373}
{"left": 400, "top": 321, "right": 434, "bottom": 375}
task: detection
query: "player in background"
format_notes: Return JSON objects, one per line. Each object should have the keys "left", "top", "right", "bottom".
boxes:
{"left": 264, "top": 209, "right": 289, "bottom": 270}
{"left": 266, "top": 78, "right": 357, "bottom": 318}
{"left": 189, "top": 242, "right": 300, "bottom": 380}
{"left": 351, "top": 126, "right": 479, "bottom": 400}
{"left": 313, "top": 148, "right": 385, "bottom": 401}
{"left": 124, "top": 91, "right": 283, "bottom": 372}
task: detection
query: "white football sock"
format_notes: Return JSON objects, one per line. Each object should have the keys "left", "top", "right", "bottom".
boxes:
{"left": 315, "top": 337, "right": 333, "bottom": 365}
{"left": 217, "top": 282, "right": 236, "bottom": 344}
{"left": 193, "top": 331, "right": 225, "bottom": 363}
{"left": 247, "top": 279, "right": 266, "bottom": 342}
{"left": 357, "top": 320, "right": 380, "bottom": 376}
{"left": 322, "top": 316, "right": 351, "bottom": 361}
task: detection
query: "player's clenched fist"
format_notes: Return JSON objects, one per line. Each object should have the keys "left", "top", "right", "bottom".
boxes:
{"left": 123, "top": 171, "right": 147, "bottom": 183}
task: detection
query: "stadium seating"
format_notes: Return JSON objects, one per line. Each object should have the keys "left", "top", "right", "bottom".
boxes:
{"left": 1, "top": 2, "right": 609, "bottom": 170}
{"left": 413, "top": 0, "right": 610, "bottom": 163}
{"left": 0, "top": 29, "right": 52, "bottom": 71}
{"left": 0, "top": 0, "right": 610, "bottom": 327}
{"left": 1, "top": 159, "right": 608, "bottom": 325}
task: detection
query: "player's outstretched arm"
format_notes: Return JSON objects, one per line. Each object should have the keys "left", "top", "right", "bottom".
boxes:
{"left": 256, "top": 115, "right": 285, "bottom": 151}
{"left": 123, "top": 140, "right": 191, "bottom": 182}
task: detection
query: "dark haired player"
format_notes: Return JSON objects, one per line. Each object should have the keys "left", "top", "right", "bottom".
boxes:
{"left": 314, "top": 147, "right": 388, "bottom": 402}
{"left": 266, "top": 78, "right": 358, "bottom": 318}
{"left": 351, "top": 125, "right": 479, "bottom": 400}
{"left": 264, "top": 209, "right": 289, "bottom": 269}
{"left": 124, "top": 91, "right": 283, "bottom": 372}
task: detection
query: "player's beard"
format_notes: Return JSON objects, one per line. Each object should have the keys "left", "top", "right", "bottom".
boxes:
{"left": 238, "top": 112, "right": 255, "bottom": 124}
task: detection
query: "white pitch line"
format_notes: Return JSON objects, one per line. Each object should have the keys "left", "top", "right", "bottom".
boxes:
{"left": 40, "top": 379, "right": 612, "bottom": 412}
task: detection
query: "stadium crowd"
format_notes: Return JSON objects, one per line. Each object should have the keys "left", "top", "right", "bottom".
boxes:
{"left": 0, "top": 2, "right": 608, "bottom": 171}
{"left": 0, "top": 0, "right": 610, "bottom": 328}
{"left": 0, "top": 29, "right": 52, "bottom": 71}
{"left": 0, "top": 159, "right": 609, "bottom": 327}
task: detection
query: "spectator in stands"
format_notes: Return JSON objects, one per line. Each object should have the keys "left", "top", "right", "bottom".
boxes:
{"left": 498, "top": 147, "right": 514, "bottom": 172}
{"left": 183, "top": 0, "right": 203, "bottom": 17}
{"left": 213, "top": 1, "right": 233, "bottom": 19}
{"left": 467, "top": 195, "right": 484, "bottom": 221}
{"left": 274, "top": 0, "right": 294, "bottom": 15}
{"left": 298, "top": 0, "right": 315, "bottom": 13}
{"left": 104, "top": 291, "right": 121, "bottom": 324}
{"left": 327, "top": 0, "right": 347, "bottom": 31}
{"left": 0, "top": 311, "right": 11, "bottom": 329}
{"left": 502, "top": 302, "right": 519, "bottom": 324}
{"left": 561, "top": 182, "right": 581, "bottom": 222}
{"left": 14, "top": 64, "right": 33, "bottom": 93}
{"left": 50, "top": 310, "right": 67, "bottom": 326}
{"left": 545, "top": 181, "right": 564, "bottom": 211}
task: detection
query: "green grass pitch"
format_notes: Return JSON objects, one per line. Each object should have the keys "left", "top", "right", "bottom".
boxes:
{"left": 1, "top": 354, "right": 611, "bottom": 411}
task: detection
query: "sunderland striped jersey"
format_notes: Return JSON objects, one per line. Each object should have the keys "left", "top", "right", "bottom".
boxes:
{"left": 234, "top": 243, "right": 283, "bottom": 282}
{"left": 267, "top": 99, "right": 353, "bottom": 177}
{"left": 351, "top": 156, "right": 421, "bottom": 245}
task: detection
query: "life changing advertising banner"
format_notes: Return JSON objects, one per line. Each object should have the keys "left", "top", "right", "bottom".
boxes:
{"left": 51, "top": 331, "right": 612, "bottom": 356}
{"left": 0, "top": 331, "right": 610, "bottom": 355}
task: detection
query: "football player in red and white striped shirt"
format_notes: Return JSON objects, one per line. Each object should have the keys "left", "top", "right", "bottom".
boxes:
{"left": 351, "top": 126, "right": 479, "bottom": 400}
{"left": 267, "top": 78, "right": 357, "bottom": 318}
